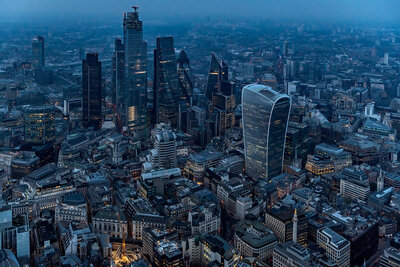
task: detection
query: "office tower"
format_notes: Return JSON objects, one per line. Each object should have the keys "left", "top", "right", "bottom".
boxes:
{"left": 187, "top": 105, "right": 206, "bottom": 130}
{"left": 153, "top": 37, "right": 181, "bottom": 127}
{"left": 112, "top": 38, "right": 125, "bottom": 118}
{"left": 23, "top": 106, "right": 55, "bottom": 145}
{"left": 242, "top": 84, "right": 291, "bottom": 180}
{"left": 210, "top": 80, "right": 236, "bottom": 136}
{"left": 176, "top": 50, "right": 195, "bottom": 131}
{"left": 242, "top": 63, "right": 254, "bottom": 81}
{"left": 123, "top": 7, "right": 148, "bottom": 138}
{"left": 339, "top": 167, "right": 370, "bottom": 202}
{"left": 205, "top": 53, "right": 228, "bottom": 100}
{"left": 317, "top": 227, "right": 350, "bottom": 267}
{"left": 32, "top": 36, "right": 44, "bottom": 69}
{"left": 0, "top": 205, "right": 30, "bottom": 261}
{"left": 82, "top": 52, "right": 102, "bottom": 130}
{"left": 384, "top": 52, "right": 389, "bottom": 65}
{"left": 152, "top": 126, "right": 177, "bottom": 169}
{"left": 177, "top": 50, "right": 195, "bottom": 106}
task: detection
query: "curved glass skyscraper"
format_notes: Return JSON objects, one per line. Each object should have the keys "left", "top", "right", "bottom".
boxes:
{"left": 242, "top": 84, "right": 291, "bottom": 180}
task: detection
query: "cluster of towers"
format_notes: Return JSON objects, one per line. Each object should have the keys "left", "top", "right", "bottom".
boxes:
{"left": 82, "top": 6, "right": 293, "bottom": 182}
{"left": 110, "top": 7, "right": 197, "bottom": 140}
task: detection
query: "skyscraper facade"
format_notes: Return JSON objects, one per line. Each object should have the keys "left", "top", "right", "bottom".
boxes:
{"left": 123, "top": 8, "right": 148, "bottom": 139}
{"left": 205, "top": 53, "right": 228, "bottom": 100}
{"left": 24, "top": 106, "right": 55, "bottom": 145}
{"left": 32, "top": 36, "right": 44, "bottom": 69}
{"left": 82, "top": 52, "right": 102, "bottom": 130}
{"left": 153, "top": 127, "right": 177, "bottom": 169}
{"left": 112, "top": 38, "right": 125, "bottom": 118}
{"left": 153, "top": 37, "right": 181, "bottom": 128}
{"left": 210, "top": 80, "right": 236, "bottom": 136}
{"left": 242, "top": 84, "right": 291, "bottom": 180}
{"left": 177, "top": 50, "right": 195, "bottom": 106}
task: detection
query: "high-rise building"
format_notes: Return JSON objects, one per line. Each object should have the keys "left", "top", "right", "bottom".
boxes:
{"left": 23, "top": 106, "right": 55, "bottom": 145}
{"left": 177, "top": 50, "right": 195, "bottom": 106}
{"left": 123, "top": 7, "right": 148, "bottom": 138}
{"left": 210, "top": 81, "right": 236, "bottom": 136}
{"left": 112, "top": 38, "right": 125, "bottom": 119}
{"left": 32, "top": 36, "right": 44, "bottom": 69}
{"left": 242, "top": 84, "right": 291, "bottom": 180}
{"left": 153, "top": 37, "right": 181, "bottom": 127}
{"left": 205, "top": 53, "right": 228, "bottom": 100}
{"left": 150, "top": 125, "right": 177, "bottom": 169}
{"left": 82, "top": 52, "right": 102, "bottom": 130}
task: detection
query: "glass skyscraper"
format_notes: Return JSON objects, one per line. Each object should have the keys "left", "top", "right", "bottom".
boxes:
{"left": 177, "top": 50, "right": 195, "bottom": 106}
{"left": 205, "top": 53, "right": 228, "bottom": 101}
{"left": 242, "top": 84, "right": 291, "bottom": 180}
{"left": 153, "top": 37, "right": 181, "bottom": 128}
{"left": 32, "top": 36, "right": 44, "bottom": 69}
{"left": 82, "top": 52, "right": 102, "bottom": 130}
{"left": 112, "top": 38, "right": 125, "bottom": 120}
{"left": 123, "top": 8, "right": 148, "bottom": 139}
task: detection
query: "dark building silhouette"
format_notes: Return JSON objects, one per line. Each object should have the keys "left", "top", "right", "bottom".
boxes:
{"left": 210, "top": 80, "right": 236, "bottom": 136}
{"left": 82, "top": 52, "right": 102, "bottom": 130}
{"left": 32, "top": 36, "right": 44, "bottom": 69}
{"left": 177, "top": 50, "right": 195, "bottom": 106}
{"left": 153, "top": 37, "right": 181, "bottom": 128}
{"left": 123, "top": 7, "right": 148, "bottom": 139}
{"left": 112, "top": 38, "right": 125, "bottom": 118}
{"left": 205, "top": 53, "right": 228, "bottom": 101}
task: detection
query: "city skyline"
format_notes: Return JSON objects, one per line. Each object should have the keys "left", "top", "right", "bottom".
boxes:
{"left": 1, "top": 1, "right": 400, "bottom": 266}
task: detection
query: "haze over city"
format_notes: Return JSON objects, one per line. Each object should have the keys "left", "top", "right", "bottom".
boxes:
{"left": 1, "top": 0, "right": 400, "bottom": 24}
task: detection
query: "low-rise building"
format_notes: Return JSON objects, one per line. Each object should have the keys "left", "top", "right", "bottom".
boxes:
{"left": 55, "top": 192, "right": 87, "bottom": 223}
{"left": 317, "top": 227, "right": 350, "bottom": 267}
{"left": 188, "top": 204, "right": 220, "bottom": 235}
{"left": 92, "top": 207, "right": 127, "bottom": 239}
{"left": 273, "top": 241, "right": 313, "bottom": 267}
{"left": 234, "top": 220, "right": 278, "bottom": 262}
{"left": 339, "top": 168, "right": 370, "bottom": 202}
{"left": 265, "top": 206, "right": 307, "bottom": 246}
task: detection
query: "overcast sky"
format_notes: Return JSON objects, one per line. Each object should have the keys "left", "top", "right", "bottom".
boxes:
{"left": 1, "top": 0, "right": 399, "bottom": 25}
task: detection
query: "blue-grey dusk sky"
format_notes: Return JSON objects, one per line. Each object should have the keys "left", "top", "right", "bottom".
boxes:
{"left": 1, "top": 0, "right": 399, "bottom": 24}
